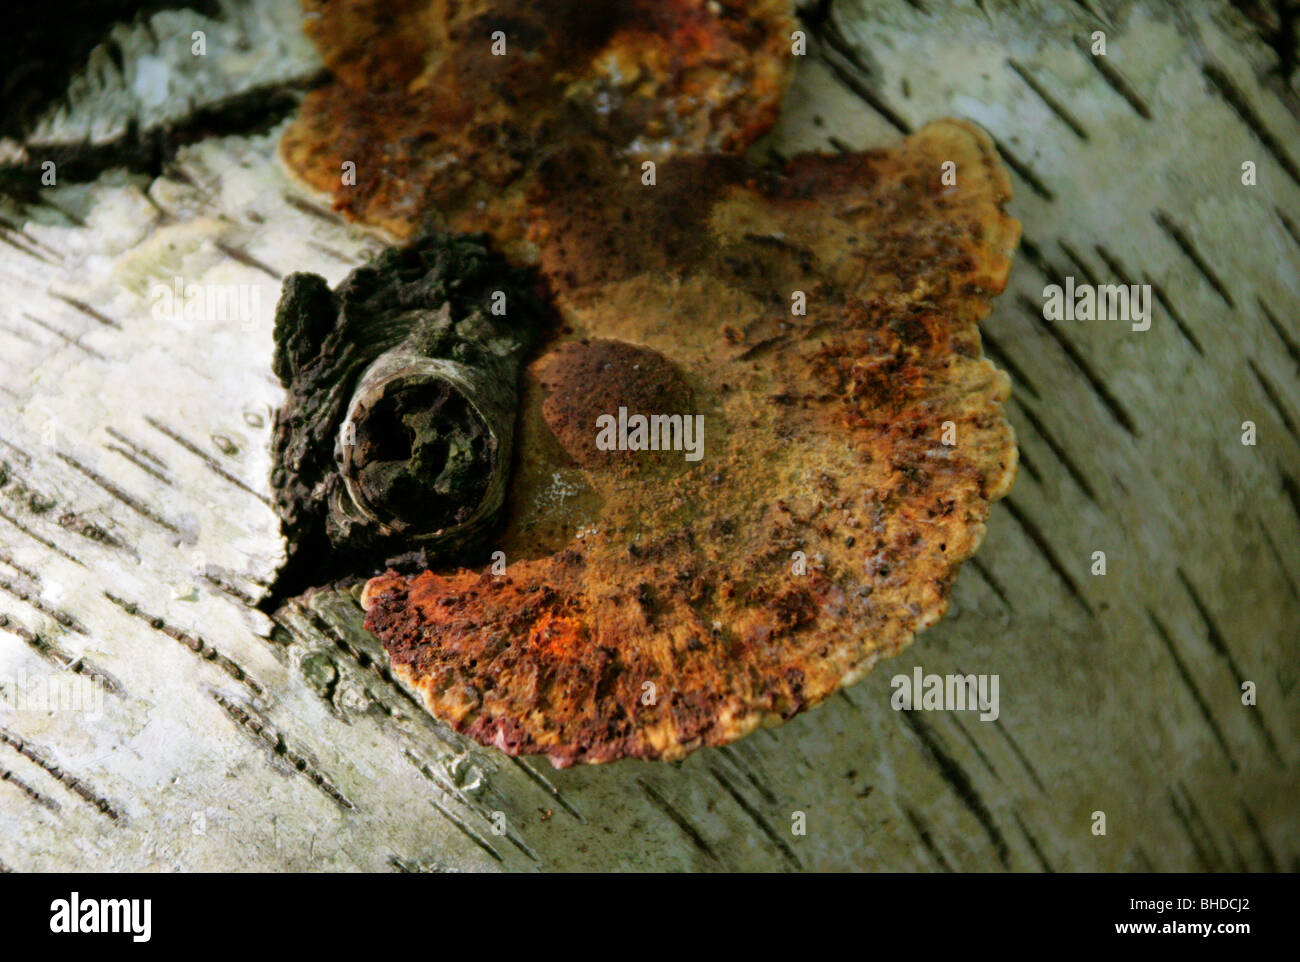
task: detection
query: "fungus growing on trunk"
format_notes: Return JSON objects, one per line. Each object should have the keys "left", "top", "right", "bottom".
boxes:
{"left": 359, "top": 121, "right": 1022, "bottom": 767}
{"left": 272, "top": 0, "right": 1019, "bottom": 768}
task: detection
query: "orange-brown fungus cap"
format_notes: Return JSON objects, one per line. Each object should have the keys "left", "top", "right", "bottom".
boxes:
{"left": 280, "top": 0, "right": 796, "bottom": 244}
{"left": 361, "top": 120, "right": 1021, "bottom": 766}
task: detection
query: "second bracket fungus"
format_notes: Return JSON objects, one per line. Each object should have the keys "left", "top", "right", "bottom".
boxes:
{"left": 280, "top": 0, "right": 797, "bottom": 245}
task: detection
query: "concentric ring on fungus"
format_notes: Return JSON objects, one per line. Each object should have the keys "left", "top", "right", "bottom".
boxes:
{"left": 358, "top": 120, "right": 1021, "bottom": 767}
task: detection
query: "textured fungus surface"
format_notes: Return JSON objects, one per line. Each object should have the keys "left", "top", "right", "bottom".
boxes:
{"left": 279, "top": 0, "right": 796, "bottom": 244}
{"left": 537, "top": 339, "right": 695, "bottom": 474}
{"left": 360, "top": 120, "right": 1022, "bottom": 766}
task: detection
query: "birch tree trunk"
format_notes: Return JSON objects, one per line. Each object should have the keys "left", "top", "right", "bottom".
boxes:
{"left": 0, "top": 0, "right": 1295, "bottom": 871}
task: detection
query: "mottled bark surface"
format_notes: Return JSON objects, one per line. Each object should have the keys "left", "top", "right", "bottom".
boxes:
{"left": 0, "top": 0, "right": 1295, "bottom": 871}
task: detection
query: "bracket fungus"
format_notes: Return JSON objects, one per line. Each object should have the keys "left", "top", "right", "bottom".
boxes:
{"left": 280, "top": 0, "right": 797, "bottom": 245}
{"left": 273, "top": 0, "right": 1021, "bottom": 766}
{"left": 358, "top": 122, "right": 1021, "bottom": 766}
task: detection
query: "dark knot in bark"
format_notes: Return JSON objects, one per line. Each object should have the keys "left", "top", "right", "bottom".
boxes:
{"left": 267, "top": 231, "right": 548, "bottom": 594}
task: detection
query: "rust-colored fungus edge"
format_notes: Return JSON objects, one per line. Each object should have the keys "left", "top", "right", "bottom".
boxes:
{"left": 360, "top": 120, "right": 1022, "bottom": 767}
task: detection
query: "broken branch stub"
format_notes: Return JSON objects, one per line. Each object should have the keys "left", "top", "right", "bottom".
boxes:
{"left": 269, "top": 232, "right": 549, "bottom": 589}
